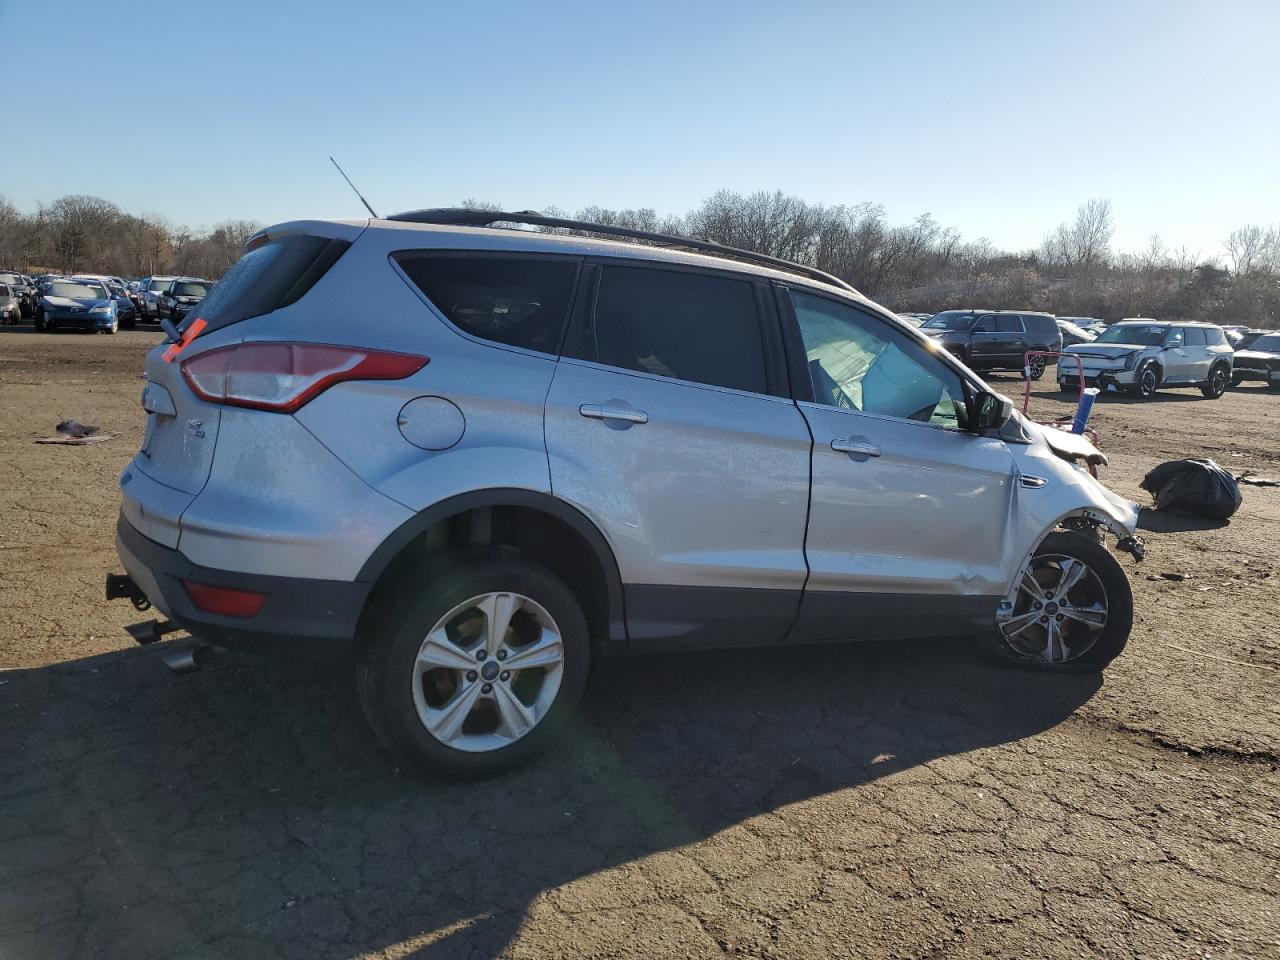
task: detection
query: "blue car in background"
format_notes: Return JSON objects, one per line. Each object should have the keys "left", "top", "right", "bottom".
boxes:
{"left": 36, "top": 279, "right": 119, "bottom": 334}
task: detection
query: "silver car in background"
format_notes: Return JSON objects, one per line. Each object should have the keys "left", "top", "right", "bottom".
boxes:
{"left": 1059, "top": 319, "right": 1233, "bottom": 399}
{"left": 111, "top": 209, "right": 1145, "bottom": 777}
{"left": 141, "top": 275, "right": 178, "bottom": 318}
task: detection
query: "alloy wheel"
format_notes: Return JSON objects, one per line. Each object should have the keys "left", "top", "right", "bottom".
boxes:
{"left": 1139, "top": 367, "right": 1157, "bottom": 397}
{"left": 998, "top": 554, "right": 1109, "bottom": 665}
{"left": 1027, "top": 357, "right": 1046, "bottom": 378}
{"left": 1210, "top": 367, "right": 1227, "bottom": 397}
{"left": 411, "top": 591, "right": 565, "bottom": 753}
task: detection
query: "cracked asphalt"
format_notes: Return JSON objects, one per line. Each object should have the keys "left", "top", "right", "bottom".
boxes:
{"left": 2, "top": 326, "right": 1278, "bottom": 958}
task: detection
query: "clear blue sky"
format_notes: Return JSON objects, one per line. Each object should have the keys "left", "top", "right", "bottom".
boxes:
{"left": 5, "top": 0, "right": 1278, "bottom": 257}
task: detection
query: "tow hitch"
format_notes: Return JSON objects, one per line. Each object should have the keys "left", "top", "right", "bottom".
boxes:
{"left": 105, "top": 572, "right": 151, "bottom": 611}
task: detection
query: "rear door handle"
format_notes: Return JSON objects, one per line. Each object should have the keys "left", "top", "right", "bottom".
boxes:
{"left": 831, "top": 438, "right": 881, "bottom": 457}
{"left": 579, "top": 403, "right": 649, "bottom": 425}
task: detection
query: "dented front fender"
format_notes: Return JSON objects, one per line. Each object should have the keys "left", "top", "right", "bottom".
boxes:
{"left": 1002, "top": 419, "right": 1142, "bottom": 594}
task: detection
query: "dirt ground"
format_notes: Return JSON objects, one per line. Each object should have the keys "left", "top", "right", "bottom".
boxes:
{"left": 2, "top": 324, "right": 1278, "bottom": 959}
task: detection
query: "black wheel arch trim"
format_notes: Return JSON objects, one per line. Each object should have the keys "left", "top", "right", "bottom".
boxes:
{"left": 356, "top": 488, "right": 628, "bottom": 646}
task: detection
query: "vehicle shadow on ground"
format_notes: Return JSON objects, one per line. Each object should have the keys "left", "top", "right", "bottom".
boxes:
{"left": 1, "top": 636, "right": 1100, "bottom": 959}
{"left": 1137, "top": 506, "right": 1230, "bottom": 533}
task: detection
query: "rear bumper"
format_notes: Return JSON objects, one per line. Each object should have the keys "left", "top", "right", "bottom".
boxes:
{"left": 115, "top": 514, "right": 370, "bottom": 660}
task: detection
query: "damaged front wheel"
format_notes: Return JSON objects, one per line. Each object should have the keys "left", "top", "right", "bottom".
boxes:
{"left": 983, "top": 531, "right": 1133, "bottom": 673}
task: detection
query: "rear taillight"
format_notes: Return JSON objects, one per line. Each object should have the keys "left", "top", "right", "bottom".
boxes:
{"left": 183, "top": 581, "right": 267, "bottom": 618}
{"left": 180, "top": 342, "right": 428, "bottom": 413}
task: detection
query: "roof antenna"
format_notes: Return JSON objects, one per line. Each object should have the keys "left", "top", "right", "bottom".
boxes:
{"left": 329, "top": 156, "right": 379, "bottom": 219}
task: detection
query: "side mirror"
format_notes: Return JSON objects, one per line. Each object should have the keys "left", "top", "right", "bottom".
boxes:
{"left": 968, "top": 390, "right": 1013, "bottom": 432}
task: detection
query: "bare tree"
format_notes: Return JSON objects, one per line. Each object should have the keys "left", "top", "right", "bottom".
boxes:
{"left": 1225, "top": 224, "right": 1279, "bottom": 275}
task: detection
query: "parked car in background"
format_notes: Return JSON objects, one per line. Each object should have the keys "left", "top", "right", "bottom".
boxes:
{"left": 1059, "top": 320, "right": 1232, "bottom": 399}
{"left": 156, "top": 277, "right": 212, "bottom": 324}
{"left": 36, "top": 279, "right": 119, "bottom": 333}
{"left": 0, "top": 272, "right": 37, "bottom": 317}
{"left": 1059, "top": 316, "right": 1106, "bottom": 335}
{"left": 1057, "top": 319, "right": 1095, "bottom": 347}
{"left": 0, "top": 282, "right": 21, "bottom": 324}
{"left": 108, "top": 208, "right": 1143, "bottom": 777}
{"left": 141, "top": 275, "right": 178, "bottom": 318}
{"left": 126, "top": 280, "right": 147, "bottom": 316}
{"left": 922, "top": 310, "right": 1062, "bottom": 378}
{"left": 897, "top": 312, "right": 931, "bottom": 326}
{"left": 1231, "top": 329, "right": 1269, "bottom": 351}
{"left": 1229, "top": 332, "right": 1280, "bottom": 389}
{"left": 108, "top": 281, "right": 140, "bottom": 327}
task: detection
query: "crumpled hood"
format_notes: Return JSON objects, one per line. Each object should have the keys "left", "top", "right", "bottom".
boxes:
{"left": 1063, "top": 343, "right": 1144, "bottom": 358}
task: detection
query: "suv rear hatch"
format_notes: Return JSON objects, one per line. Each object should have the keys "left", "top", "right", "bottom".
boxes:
{"left": 124, "top": 225, "right": 360, "bottom": 546}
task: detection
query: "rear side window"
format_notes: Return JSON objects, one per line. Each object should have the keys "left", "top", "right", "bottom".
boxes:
{"left": 1205, "top": 327, "right": 1225, "bottom": 346}
{"left": 397, "top": 254, "right": 578, "bottom": 355}
{"left": 184, "top": 234, "right": 350, "bottom": 335}
{"left": 995, "top": 314, "right": 1023, "bottom": 332}
{"left": 582, "top": 265, "right": 767, "bottom": 394}
{"left": 1183, "top": 327, "right": 1206, "bottom": 347}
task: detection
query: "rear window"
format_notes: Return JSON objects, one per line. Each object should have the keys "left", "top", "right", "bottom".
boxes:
{"left": 183, "top": 234, "right": 350, "bottom": 334}
{"left": 396, "top": 253, "right": 579, "bottom": 355}
{"left": 580, "top": 265, "right": 767, "bottom": 394}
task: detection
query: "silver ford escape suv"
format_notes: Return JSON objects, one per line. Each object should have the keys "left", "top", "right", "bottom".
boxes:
{"left": 110, "top": 209, "right": 1145, "bottom": 778}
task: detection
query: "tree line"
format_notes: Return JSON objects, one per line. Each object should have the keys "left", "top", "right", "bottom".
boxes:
{"left": 2, "top": 191, "right": 1277, "bottom": 328}
{"left": 0, "top": 194, "right": 262, "bottom": 282}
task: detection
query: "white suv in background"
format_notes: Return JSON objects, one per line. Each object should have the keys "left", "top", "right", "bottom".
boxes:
{"left": 1060, "top": 319, "right": 1233, "bottom": 399}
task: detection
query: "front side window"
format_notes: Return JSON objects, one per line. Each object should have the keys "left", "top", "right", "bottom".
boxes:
{"left": 583, "top": 265, "right": 768, "bottom": 394}
{"left": 973, "top": 315, "right": 996, "bottom": 333}
{"left": 790, "top": 290, "right": 966, "bottom": 429}
{"left": 1166, "top": 329, "right": 1184, "bottom": 347}
{"left": 397, "top": 253, "right": 578, "bottom": 355}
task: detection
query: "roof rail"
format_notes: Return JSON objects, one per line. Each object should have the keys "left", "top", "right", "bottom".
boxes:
{"left": 384, "top": 208, "right": 857, "bottom": 293}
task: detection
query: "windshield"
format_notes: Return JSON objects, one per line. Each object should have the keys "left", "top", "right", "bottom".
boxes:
{"left": 172, "top": 282, "right": 209, "bottom": 297}
{"left": 50, "top": 281, "right": 106, "bottom": 299}
{"left": 1250, "top": 335, "right": 1280, "bottom": 353}
{"left": 923, "top": 311, "right": 975, "bottom": 331}
{"left": 1094, "top": 324, "right": 1168, "bottom": 346}
{"left": 1059, "top": 322, "right": 1089, "bottom": 339}
{"left": 148, "top": 278, "right": 172, "bottom": 291}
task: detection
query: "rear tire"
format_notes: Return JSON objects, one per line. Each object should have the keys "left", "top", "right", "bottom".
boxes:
{"left": 1026, "top": 356, "right": 1047, "bottom": 381}
{"left": 356, "top": 549, "right": 590, "bottom": 779}
{"left": 1199, "top": 364, "right": 1229, "bottom": 399}
{"left": 981, "top": 531, "right": 1133, "bottom": 673}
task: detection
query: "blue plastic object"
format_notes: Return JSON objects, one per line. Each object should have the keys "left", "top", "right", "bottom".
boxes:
{"left": 1071, "top": 387, "right": 1100, "bottom": 434}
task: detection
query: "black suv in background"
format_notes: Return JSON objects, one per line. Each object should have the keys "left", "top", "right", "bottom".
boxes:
{"left": 922, "top": 310, "right": 1063, "bottom": 378}
{"left": 156, "top": 278, "right": 212, "bottom": 324}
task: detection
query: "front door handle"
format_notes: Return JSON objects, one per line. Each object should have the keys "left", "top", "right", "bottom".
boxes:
{"left": 831, "top": 438, "right": 881, "bottom": 457}
{"left": 579, "top": 403, "right": 649, "bottom": 425}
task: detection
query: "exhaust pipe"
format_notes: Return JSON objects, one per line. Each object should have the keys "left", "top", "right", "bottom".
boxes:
{"left": 162, "top": 644, "right": 221, "bottom": 675}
